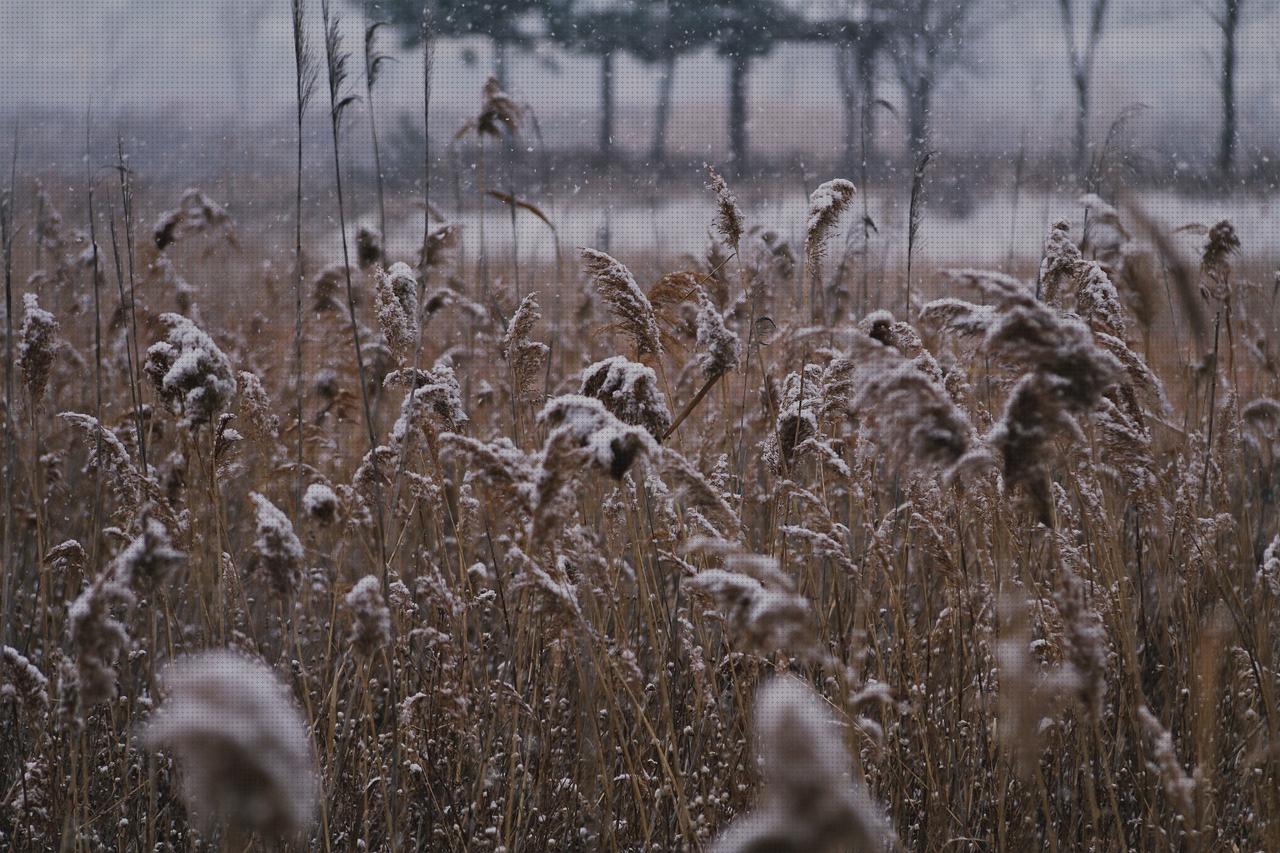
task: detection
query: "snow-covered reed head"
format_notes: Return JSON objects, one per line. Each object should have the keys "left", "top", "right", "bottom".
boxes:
{"left": 2, "top": 646, "right": 49, "bottom": 710}
{"left": 17, "top": 292, "right": 58, "bottom": 403}
{"left": 580, "top": 248, "right": 663, "bottom": 358}
{"left": 502, "top": 292, "right": 550, "bottom": 402}
{"left": 140, "top": 649, "right": 319, "bottom": 839}
{"left": 152, "top": 188, "right": 235, "bottom": 251}
{"left": 529, "top": 395, "right": 657, "bottom": 549}
{"left": 804, "top": 179, "right": 856, "bottom": 272}
{"left": 303, "top": 482, "right": 340, "bottom": 526}
{"left": 579, "top": 356, "right": 672, "bottom": 440}
{"left": 67, "top": 576, "right": 134, "bottom": 711}
{"left": 147, "top": 313, "right": 236, "bottom": 429}
{"left": 246, "top": 493, "right": 304, "bottom": 599}
{"left": 712, "top": 675, "right": 895, "bottom": 853}
{"left": 473, "top": 75, "right": 523, "bottom": 139}
{"left": 374, "top": 262, "right": 420, "bottom": 364}
{"left": 537, "top": 394, "right": 656, "bottom": 482}
{"left": 685, "top": 544, "right": 813, "bottom": 658}
{"left": 345, "top": 575, "right": 391, "bottom": 657}
{"left": 1201, "top": 219, "right": 1240, "bottom": 291}
{"left": 111, "top": 516, "right": 184, "bottom": 598}
{"left": 356, "top": 225, "right": 382, "bottom": 270}
{"left": 694, "top": 288, "right": 740, "bottom": 381}
{"left": 237, "top": 371, "right": 280, "bottom": 445}
{"left": 387, "top": 361, "right": 469, "bottom": 452}
{"left": 846, "top": 332, "right": 975, "bottom": 473}
{"left": 706, "top": 164, "right": 743, "bottom": 248}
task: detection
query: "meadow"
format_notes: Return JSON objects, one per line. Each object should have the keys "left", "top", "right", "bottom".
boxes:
{"left": 2, "top": 59, "right": 1280, "bottom": 853}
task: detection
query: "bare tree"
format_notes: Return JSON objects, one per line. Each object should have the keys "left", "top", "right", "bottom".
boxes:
{"left": 1056, "top": 0, "right": 1111, "bottom": 180}
{"left": 834, "top": 4, "right": 888, "bottom": 173}
{"left": 1209, "top": 0, "right": 1243, "bottom": 181}
{"left": 885, "top": 0, "right": 983, "bottom": 162}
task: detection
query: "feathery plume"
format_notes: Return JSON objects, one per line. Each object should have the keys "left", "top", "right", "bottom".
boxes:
{"left": 246, "top": 492, "right": 304, "bottom": 598}
{"left": 694, "top": 288, "right": 741, "bottom": 380}
{"left": 579, "top": 356, "right": 672, "bottom": 439}
{"left": 804, "top": 179, "right": 857, "bottom": 273}
{"left": 150, "top": 313, "right": 236, "bottom": 428}
{"left": 501, "top": 293, "right": 550, "bottom": 402}
{"left": 153, "top": 188, "right": 235, "bottom": 251}
{"left": 303, "top": 482, "right": 340, "bottom": 526}
{"left": 685, "top": 543, "right": 815, "bottom": 657}
{"left": 386, "top": 361, "right": 468, "bottom": 451}
{"left": 374, "top": 262, "right": 420, "bottom": 363}
{"left": 67, "top": 575, "right": 134, "bottom": 710}
{"left": 580, "top": 248, "right": 662, "bottom": 357}
{"left": 711, "top": 676, "right": 895, "bottom": 853}
{"left": 140, "top": 649, "right": 320, "bottom": 838}
{"left": 1, "top": 646, "right": 49, "bottom": 709}
{"left": 1138, "top": 705, "right": 1197, "bottom": 830}
{"left": 706, "top": 164, "right": 744, "bottom": 248}
{"left": 237, "top": 370, "right": 280, "bottom": 445}
{"left": 110, "top": 516, "right": 184, "bottom": 598}
{"left": 847, "top": 334, "right": 976, "bottom": 472}
{"left": 537, "top": 395, "right": 656, "bottom": 481}
{"left": 17, "top": 292, "right": 57, "bottom": 402}
{"left": 345, "top": 575, "right": 391, "bottom": 657}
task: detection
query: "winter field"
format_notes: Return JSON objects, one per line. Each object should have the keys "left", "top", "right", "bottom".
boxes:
{"left": 5, "top": 1, "right": 1280, "bottom": 851}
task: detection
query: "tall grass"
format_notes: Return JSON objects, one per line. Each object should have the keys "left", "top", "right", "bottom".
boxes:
{"left": 1, "top": 82, "right": 1279, "bottom": 853}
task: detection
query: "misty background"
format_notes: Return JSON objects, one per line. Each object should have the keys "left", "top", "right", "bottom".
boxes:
{"left": 5, "top": 1, "right": 1278, "bottom": 177}
{"left": 4, "top": 0, "right": 1278, "bottom": 270}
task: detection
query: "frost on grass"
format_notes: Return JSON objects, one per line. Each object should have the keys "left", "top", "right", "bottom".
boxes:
{"left": 711, "top": 676, "right": 895, "bottom": 853}
{"left": 148, "top": 313, "right": 236, "bottom": 428}
{"left": 140, "top": 649, "right": 319, "bottom": 839}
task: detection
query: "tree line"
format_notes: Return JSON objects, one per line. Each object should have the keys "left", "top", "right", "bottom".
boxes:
{"left": 377, "top": 0, "right": 1257, "bottom": 182}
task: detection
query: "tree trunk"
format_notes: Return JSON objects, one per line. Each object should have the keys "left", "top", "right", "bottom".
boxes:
{"left": 599, "top": 50, "right": 615, "bottom": 164}
{"left": 837, "top": 43, "right": 858, "bottom": 172}
{"left": 651, "top": 54, "right": 677, "bottom": 164}
{"left": 1073, "top": 71, "right": 1089, "bottom": 181}
{"left": 728, "top": 53, "right": 750, "bottom": 177}
{"left": 1218, "top": 0, "right": 1240, "bottom": 182}
{"left": 857, "top": 38, "right": 877, "bottom": 172}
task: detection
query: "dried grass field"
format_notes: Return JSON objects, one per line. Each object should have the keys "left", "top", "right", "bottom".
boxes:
{"left": 3, "top": 62, "right": 1280, "bottom": 853}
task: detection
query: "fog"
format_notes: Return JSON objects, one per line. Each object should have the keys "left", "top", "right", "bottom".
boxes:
{"left": 5, "top": 0, "right": 1280, "bottom": 178}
